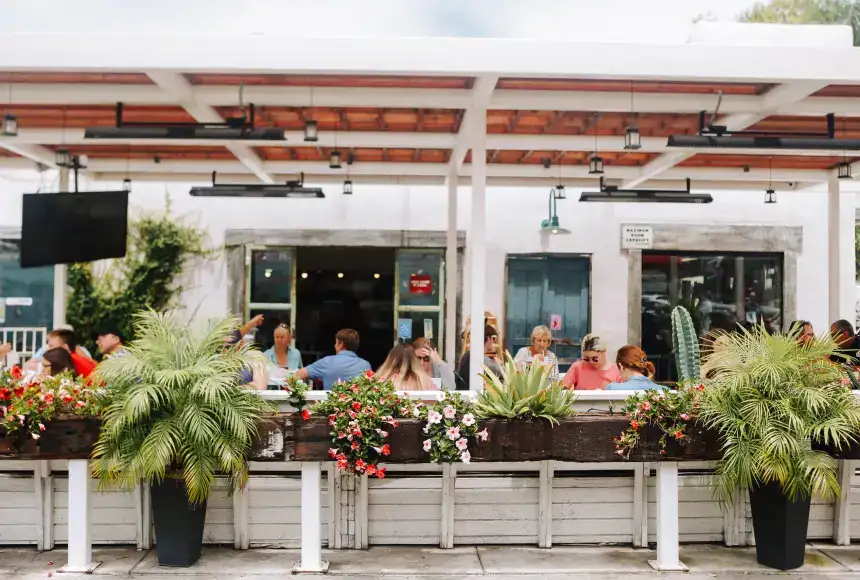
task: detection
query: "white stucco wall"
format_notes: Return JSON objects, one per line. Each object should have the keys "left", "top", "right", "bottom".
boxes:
{"left": 0, "top": 174, "right": 848, "bottom": 353}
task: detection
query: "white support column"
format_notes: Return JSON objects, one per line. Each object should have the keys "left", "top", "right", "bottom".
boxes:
{"left": 834, "top": 460, "right": 852, "bottom": 545}
{"left": 648, "top": 463, "right": 686, "bottom": 572}
{"left": 294, "top": 462, "right": 329, "bottom": 574}
{"left": 632, "top": 463, "right": 648, "bottom": 548}
{"left": 232, "top": 487, "right": 250, "bottom": 550}
{"left": 445, "top": 171, "right": 459, "bottom": 364}
{"left": 52, "top": 167, "right": 70, "bottom": 327}
{"left": 60, "top": 460, "right": 99, "bottom": 573}
{"left": 538, "top": 460, "right": 554, "bottom": 548}
{"left": 828, "top": 174, "right": 856, "bottom": 323}
{"left": 440, "top": 463, "right": 456, "bottom": 549}
{"left": 355, "top": 474, "right": 369, "bottom": 549}
{"left": 468, "top": 107, "right": 488, "bottom": 390}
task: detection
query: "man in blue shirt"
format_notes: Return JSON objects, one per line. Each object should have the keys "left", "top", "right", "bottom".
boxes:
{"left": 295, "top": 329, "right": 371, "bottom": 390}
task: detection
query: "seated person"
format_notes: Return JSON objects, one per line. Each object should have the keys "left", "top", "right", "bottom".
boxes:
{"left": 95, "top": 327, "right": 127, "bottom": 358}
{"left": 25, "top": 324, "right": 94, "bottom": 370}
{"left": 561, "top": 333, "right": 621, "bottom": 390}
{"left": 377, "top": 344, "right": 435, "bottom": 391}
{"left": 605, "top": 345, "right": 662, "bottom": 391}
{"left": 513, "top": 325, "right": 560, "bottom": 380}
{"left": 294, "top": 329, "right": 371, "bottom": 390}
{"left": 41, "top": 347, "right": 79, "bottom": 377}
{"left": 831, "top": 319, "right": 860, "bottom": 367}
{"left": 412, "top": 337, "right": 455, "bottom": 389}
{"left": 263, "top": 324, "right": 303, "bottom": 370}
{"left": 226, "top": 330, "right": 268, "bottom": 391}
{"left": 46, "top": 329, "right": 97, "bottom": 378}
{"left": 456, "top": 325, "right": 502, "bottom": 391}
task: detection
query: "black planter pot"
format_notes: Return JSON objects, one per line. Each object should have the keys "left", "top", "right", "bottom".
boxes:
{"left": 151, "top": 479, "right": 207, "bottom": 567}
{"left": 748, "top": 481, "right": 811, "bottom": 571}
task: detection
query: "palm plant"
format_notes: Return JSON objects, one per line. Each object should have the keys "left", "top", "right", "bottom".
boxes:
{"left": 475, "top": 353, "right": 577, "bottom": 424}
{"left": 90, "top": 310, "right": 272, "bottom": 503}
{"left": 699, "top": 324, "right": 860, "bottom": 504}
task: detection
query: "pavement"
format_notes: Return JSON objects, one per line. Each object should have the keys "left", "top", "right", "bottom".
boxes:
{"left": 5, "top": 544, "right": 860, "bottom": 578}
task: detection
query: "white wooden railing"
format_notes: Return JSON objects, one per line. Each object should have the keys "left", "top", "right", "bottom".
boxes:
{"left": 0, "top": 326, "right": 47, "bottom": 366}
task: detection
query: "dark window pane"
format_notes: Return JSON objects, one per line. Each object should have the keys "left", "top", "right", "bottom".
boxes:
{"left": 397, "top": 251, "right": 442, "bottom": 307}
{"left": 250, "top": 250, "right": 293, "bottom": 304}
{"left": 0, "top": 239, "right": 54, "bottom": 328}
{"left": 641, "top": 252, "right": 783, "bottom": 381}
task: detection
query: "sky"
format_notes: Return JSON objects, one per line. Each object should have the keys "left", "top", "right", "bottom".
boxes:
{"left": 0, "top": 0, "right": 763, "bottom": 41}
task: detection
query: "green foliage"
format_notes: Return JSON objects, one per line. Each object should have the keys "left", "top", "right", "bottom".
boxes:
{"left": 615, "top": 385, "right": 702, "bottom": 459}
{"left": 739, "top": 0, "right": 860, "bottom": 45}
{"left": 855, "top": 225, "right": 860, "bottom": 281}
{"left": 90, "top": 310, "right": 273, "bottom": 504}
{"left": 67, "top": 205, "right": 210, "bottom": 357}
{"left": 475, "top": 353, "right": 577, "bottom": 424}
{"left": 672, "top": 306, "right": 701, "bottom": 383}
{"left": 699, "top": 324, "right": 860, "bottom": 504}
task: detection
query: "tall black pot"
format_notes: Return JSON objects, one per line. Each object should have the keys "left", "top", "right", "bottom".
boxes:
{"left": 151, "top": 479, "right": 208, "bottom": 567}
{"left": 748, "top": 481, "right": 811, "bottom": 571}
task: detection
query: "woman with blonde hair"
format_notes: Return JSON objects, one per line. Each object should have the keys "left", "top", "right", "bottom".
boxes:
{"left": 514, "top": 325, "right": 559, "bottom": 380}
{"left": 561, "top": 333, "right": 621, "bottom": 390}
{"left": 605, "top": 345, "right": 661, "bottom": 390}
{"left": 377, "top": 344, "right": 435, "bottom": 391}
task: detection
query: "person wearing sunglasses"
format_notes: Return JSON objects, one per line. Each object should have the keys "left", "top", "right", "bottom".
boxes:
{"left": 412, "top": 337, "right": 455, "bottom": 389}
{"left": 561, "top": 333, "right": 621, "bottom": 390}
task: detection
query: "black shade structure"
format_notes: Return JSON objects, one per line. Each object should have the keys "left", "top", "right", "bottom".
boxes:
{"left": 85, "top": 102, "right": 286, "bottom": 141}
{"left": 579, "top": 177, "right": 713, "bottom": 204}
{"left": 190, "top": 172, "right": 324, "bottom": 198}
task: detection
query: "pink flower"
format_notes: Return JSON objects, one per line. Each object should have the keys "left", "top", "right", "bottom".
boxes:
{"left": 477, "top": 428, "right": 489, "bottom": 442}
{"left": 641, "top": 402, "right": 651, "bottom": 411}
{"left": 427, "top": 410, "right": 443, "bottom": 425}
{"left": 328, "top": 448, "right": 338, "bottom": 458}
{"left": 31, "top": 433, "right": 40, "bottom": 440}
{"left": 616, "top": 449, "right": 624, "bottom": 455}
{"left": 38, "top": 423, "right": 45, "bottom": 432}
{"left": 443, "top": 405, "right": 456, "bottom": 419}
{"left": 375, "top": 429, "right": 389, "bottom": 438}
{"left": 680, "top": 413, "right": 690, "bottom": 421}
{"left": 447, "top": 426, "right": 461, "bottom": 440}
{"left": 455, "top": 438, "right": 468, "bottom": 451}
{"left": 423, "top": 439, "right": 432, "bottom": 451}
{"left": 461, "top": 414, "right": 475, "bottom": 427}
{"left": 460, "top": 450, "right": 471, "bottom": 464}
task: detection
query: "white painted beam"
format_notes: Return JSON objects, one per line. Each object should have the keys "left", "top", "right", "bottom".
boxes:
{"left": 622, "top": 81, "right": 830, "bottom": 188}
{"left": 0, "top": 140, "right": 56, "bottom": 167}
{"left": 6, "top": 83, "right": 860, "bottom": 117}
{"left": 451, "top": 75, "right": 498, "bottom": 171}
{"left": 146, "top": 72, "right": 274, "bottom": 184}
{"left": 1, "top": 33, "right": 856, "bottom": 82}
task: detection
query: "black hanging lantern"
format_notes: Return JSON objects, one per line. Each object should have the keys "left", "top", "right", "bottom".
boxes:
{"left": 553, "top": 184, "right": 566, "bottom": 200}
{"left": 838, "top": 161, "right": 853, "bottom": 180}
{"left": 304, "top": 120, "right": 319, "bottom": 142}
{"left": 624, "top": 126, "right": 641, "bottom": 150}
{"left": 764, "top": 188, "right": 776, "bottom": 204}
{"left": 55, "top": 149, "right": 70, "bottom": 167}
{"left": 588, "top": 155, "right": 604, "bottom": 175}
{"left": 123, "top": 178, "right": 132, "bottom": 193}
{"left": 1, "top": 113, "right": 17, "bottom": 137}
{"left": 343, "top": 179, "right": 353, "bottom": 195}
{"left": 329, "top": 149, "right": 342, "bottom": 169}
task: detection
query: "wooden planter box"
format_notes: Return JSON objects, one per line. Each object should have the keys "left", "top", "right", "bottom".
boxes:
{"left": 292, "top": 415, "right": 724, "bottom": 463}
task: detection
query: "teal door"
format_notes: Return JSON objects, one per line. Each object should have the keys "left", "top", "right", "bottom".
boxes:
{"left": 505, "top": 255, "right": 590, "bottom": 373}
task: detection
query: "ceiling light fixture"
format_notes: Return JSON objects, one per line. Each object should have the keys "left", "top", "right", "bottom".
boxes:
{"left": 838, "top": 161, "right": 853, "bottom": 180}
{"left": 540, "top": 189, "right": 571, "bottom": 235}
{"left": 579, "top": 177, "right": 713, "bottom": 204}
{"left": 588, "top": 155, "right": 604, "bottom": 175}
{"left": 122, "top": 178, "right": 132, "bottom": 193}
{"left": 764, "top": 156, "right": 777, "bottom": 204}
{"left": 343, "top": 153, "right": 354, "bottom": 194}
{"left": 190, "top": 171, "right": 325, "bottom": 198}
{"left": 304, "top": 120, "right": 319, "bottom": 142}
{"left": 85, "top": 102, "right": 285, "bottom": 141}
{"left": 764, "top": 189, "right": 777, "bottom": 204}
{"left": 329, "top": 149, "right": 342, "bottom": 169}
{"left": 2, "top": 113, "right": 17, "bottom": 137}
{"left": 552, "top": 184, "right": 566, "bottom": 200}
{"left": 624, "top": 83, "right": 640, "bottom": 150}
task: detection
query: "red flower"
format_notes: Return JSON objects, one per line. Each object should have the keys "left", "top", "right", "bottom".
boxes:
{"left": 351, "top": 441, "right": 360, "bottom": 450}
{"left": 337, "top": 432, "right": 346, "bottom": 439}
{"left": 696, "top": 384, "right": 705, "bottom": 391}
{"left": 352, "top": 401, "right": 362, "bottom": 411}
{"left": 365, "top": 464, "right": 378, "bottom": 477}
{"left": 301, "top": 409, "right": 311, "bottom": 421}
{"left": 328, "top": 448, "right": 338, "bottom": 459}
{"left": 335, "top": 453, "right": 346, "bottom": 461}
{"left": 9, "top": 366, "right": 22, "bottom": 379}
{"left": 339, "top": 393, "right": 348, "bottom": 401}
{"left": 376, "top": 467, "right": 386, "bottom": 479}
{"left": 350, "top": 385, "right": 359, "bottom": 393}
{"left": 352, "top": 428, "right": 362, "bottom": 438}
{"left": 380, "top": 444, "right": 390, "bottom": 456}
{"left": 641, "top": 401, "right": 651, "bottom": 411}
{"left": 0, "top": 388, "right": 9, "bottom": 400}
{"left": 336, "top": 458, "right": 349, "bottom": 471}
{"left": 364, "top": 370, "right": 375, "bottom": 378}
{"left": 43, "top": 393, "right": 54, "bottom": 405}
{"left": 355, "top": 459, "right": 366, "bottom": 472}
{"left": 13, "top": 387, "right": 25, "bottom": 398}
{"left": 674, "top": 430, "right": 684, "bottom": 440}
{"left": 630, "top": 420, "right": 640, "bottom": 431}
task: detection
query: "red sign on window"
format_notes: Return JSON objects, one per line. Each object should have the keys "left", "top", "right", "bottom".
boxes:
{"left": 409, "top": 274, "right": 432, "bottom": 294}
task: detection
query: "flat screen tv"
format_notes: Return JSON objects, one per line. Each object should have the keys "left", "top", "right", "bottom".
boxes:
{"left": 20, "top": 191, "right": 129, "bottom": 268}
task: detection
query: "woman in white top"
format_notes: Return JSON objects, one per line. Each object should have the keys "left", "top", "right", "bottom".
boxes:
{"left": 514, "top": 325, "right": 560, "bottom": 380}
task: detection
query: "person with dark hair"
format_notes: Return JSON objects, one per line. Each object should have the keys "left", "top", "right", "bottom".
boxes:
{"left": 789, "top": 320, "right": 815, "bottom": 346}
{"left": 47, "top": 329, "right": 96, "bottom": 378}
{"left": 41, "top": 347, "right": 78, "bottom": 377}
{"left": 830, "top": 319, "right": 860, "bottom": 367}
{"left": 95, "top": 327, "right": 127, "bottom": 358}
{"left": 605, "top": 346, "right": 662, "bottom": 391}
{"left": 295, "top": 328, "right": 370, "bottom": 390}
{"left": 456, "top": 324, "right": 502, "bottom": 391}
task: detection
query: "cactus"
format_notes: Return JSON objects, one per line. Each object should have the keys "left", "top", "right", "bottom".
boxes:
{"left": 671, "top": 305, "right": 701, "bottom": 383}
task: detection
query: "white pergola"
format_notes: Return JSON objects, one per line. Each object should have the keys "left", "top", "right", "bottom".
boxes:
{"left": 1, "top": 22, "right": 859, "bottom": 573}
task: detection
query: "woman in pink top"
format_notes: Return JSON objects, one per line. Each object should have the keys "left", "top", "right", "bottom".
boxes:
{"left": 562, "top": 333, "right": 621, "bottom": 390}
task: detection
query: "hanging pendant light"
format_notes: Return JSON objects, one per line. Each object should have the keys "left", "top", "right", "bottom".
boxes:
{"left": 624, "top": 127, "right": 641, "bottom": 150}
{"left": 553, "top": 184, "right": 566, "bottom": 200}
{"left": 588, "top": 155, "right": 604, "bottom": 175}
{"left": 838, "top": 161, "right": 853, "bottom": 180}
{"left": 764, "top": 156, "right": 776, "bottom": 204}
{"left": 1, "top": 113, "right": 17, "bottom": 137}
{"left": 540, "top": 189, "right": 570, "bottom": 234}
{"left": 329, "top": 149, "right": 342, "bottom": 169}
{"left": 764, "top": 189, "right": 776, "bottom": 204}
{"left": 55, "top": 149, "right": 71, "bottom": 167}
{"left": 342, "top": 153, "right": 354, "bottom": 193}
{"left": 343, "top": 179, "right": 353, "bottom": 195}
{"left": 304, "top": 119, "right": 318, "bottom": 142}
{"left": 122, "top": 178, "right": 132, "bottom": 193}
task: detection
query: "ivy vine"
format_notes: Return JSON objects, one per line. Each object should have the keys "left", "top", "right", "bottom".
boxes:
{"left": 66, "top": 204, "right": 211, "bottom": 357}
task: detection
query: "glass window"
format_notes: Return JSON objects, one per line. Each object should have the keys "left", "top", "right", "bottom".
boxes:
{"left": 396, "top": 251, "right": 442, "bottom": 308}
{"left": 250, "top": 249, "right": 293, "bottom": 304}
{"left": 505, "top": 255, "right": 590, "bottom": 373}
{"left": 641, "top": 252, "right": 783, "bottom": 381}
{"left": 396, "top": 311, "right": 439, "bottom": 345}
{"left": 0, "top": 238, "right": 54, "bottom": 328}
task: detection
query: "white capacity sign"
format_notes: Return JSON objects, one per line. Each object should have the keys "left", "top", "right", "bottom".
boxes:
{"left": 621, "top": 225, "right": 653, "bottom": 249}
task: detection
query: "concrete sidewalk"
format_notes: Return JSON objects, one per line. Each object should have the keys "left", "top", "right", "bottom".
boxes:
{"left": 4, "top": 544, "right": 860, "bottom": 578}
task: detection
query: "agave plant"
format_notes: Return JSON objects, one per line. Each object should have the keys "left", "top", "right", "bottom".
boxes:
{"left": 475, "top": 353, "right": 576, "bottom": 424}
{"left": 699, "top": 324, "right": 860, "bottom": 504}
{"left": 90, "top": 310, "right": 272, "bottom": 503}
